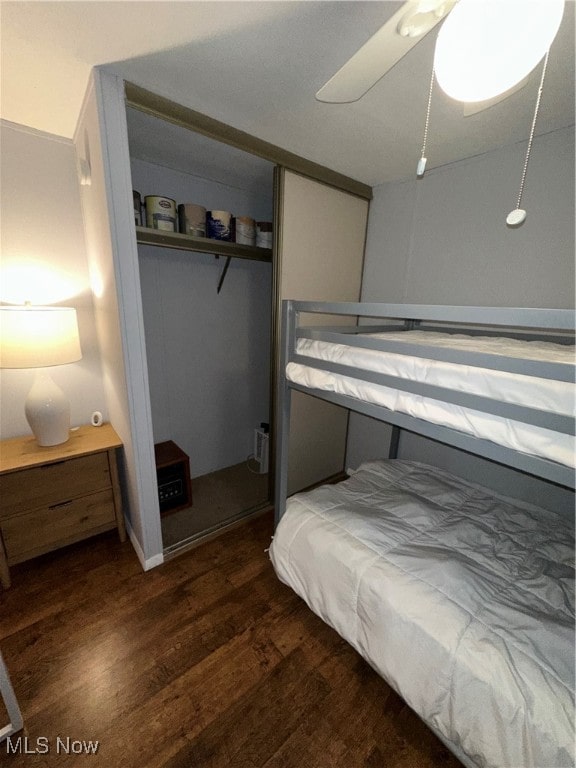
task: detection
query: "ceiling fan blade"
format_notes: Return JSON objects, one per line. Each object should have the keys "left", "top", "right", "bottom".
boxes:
{"left": 316, "top": 0, "right": 456, "bottom": 104}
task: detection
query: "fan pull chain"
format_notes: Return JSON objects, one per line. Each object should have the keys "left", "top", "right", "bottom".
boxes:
{"left": 506, "top": 50, "right": 550, "bottom": 227}
{"left": 417, "top": 66, "right": 436, "bottom": 177}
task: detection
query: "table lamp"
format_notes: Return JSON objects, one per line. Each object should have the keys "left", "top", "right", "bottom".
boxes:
{"left": 0, "top": 305, "right": 82, "bottom": 446}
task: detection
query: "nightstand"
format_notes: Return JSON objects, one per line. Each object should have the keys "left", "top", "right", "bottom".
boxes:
{"left": 0, "top": 423, "right": 126, "bottom": 588}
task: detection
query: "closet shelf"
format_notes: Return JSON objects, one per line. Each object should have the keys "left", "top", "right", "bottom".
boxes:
{"left": 135, "top": 226, "right": 272, "bottom": 262}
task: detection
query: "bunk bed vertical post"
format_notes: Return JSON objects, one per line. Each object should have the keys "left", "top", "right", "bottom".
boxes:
{"left": 388, "top": 317, "right": 418, "bottom": 459}
{"left": 274, "top": 300, "right": 296, "bottom": 526}
{"left": 388, "top": 426, "right": 401, "bottom": 459}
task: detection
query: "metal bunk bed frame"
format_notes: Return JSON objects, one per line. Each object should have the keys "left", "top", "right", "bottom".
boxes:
{"left": 275, "top": 301, "right": 575, "bottom": 524}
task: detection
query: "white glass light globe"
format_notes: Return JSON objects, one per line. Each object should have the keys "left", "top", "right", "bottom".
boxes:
{"left": 434, "top": 0, "right": 565, "bottom": 103}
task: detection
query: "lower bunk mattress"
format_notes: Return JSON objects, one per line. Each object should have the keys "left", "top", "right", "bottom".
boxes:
{"left": 269, "top": 460, "right": 575, "bottom": 768}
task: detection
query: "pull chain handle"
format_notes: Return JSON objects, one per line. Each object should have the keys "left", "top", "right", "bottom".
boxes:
{"left": 506, "top": 50, "right": 550, "bottom": 227}
{"left": 417, "top": 66, "right": 436, "bottom": 178}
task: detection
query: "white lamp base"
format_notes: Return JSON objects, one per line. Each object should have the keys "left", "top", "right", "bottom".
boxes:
{"left": 25, "top": 372, "right": 71, "bottom": 446}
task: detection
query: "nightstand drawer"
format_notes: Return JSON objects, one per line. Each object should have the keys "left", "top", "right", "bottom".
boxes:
{"left": 0, "top": 453, "right": 110, "bottom": 518}
{"left": 2, "top": 489, "right": 116, "bottom": 564}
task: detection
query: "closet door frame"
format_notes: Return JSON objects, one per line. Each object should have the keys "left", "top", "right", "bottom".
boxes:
{"left": 75, "top": 70, "right": 163, "bottom": 570}
{"left": 124, "top": 84, "right": 372, "bottom": 501}
{"left": 124, "top": 83, "right": 371, "bottom": 200}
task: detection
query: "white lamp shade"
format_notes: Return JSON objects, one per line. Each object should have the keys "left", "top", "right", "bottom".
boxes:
{"left": 0, "top": 306, "right": 82, "bottom": 368}
{"left": 434, "top": 0, "right": 565, "bottom": 103}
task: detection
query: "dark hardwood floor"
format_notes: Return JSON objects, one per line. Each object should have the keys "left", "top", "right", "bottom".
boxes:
{"left": 1, "top": 513, "right": 462, "bottom": 768}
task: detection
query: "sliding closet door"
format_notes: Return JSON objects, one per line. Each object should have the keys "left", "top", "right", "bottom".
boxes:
{"left": 276, "top": 169, "right": 369, "bottom": 494}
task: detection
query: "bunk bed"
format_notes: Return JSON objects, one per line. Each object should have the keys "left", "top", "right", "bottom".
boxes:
{"left": 270, "top": 301, "right": 575, "bottom": 768}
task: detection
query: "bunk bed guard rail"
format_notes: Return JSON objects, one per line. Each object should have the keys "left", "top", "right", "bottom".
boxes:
{"left": 275, "top": 301, "right": 575, "bottom": 523}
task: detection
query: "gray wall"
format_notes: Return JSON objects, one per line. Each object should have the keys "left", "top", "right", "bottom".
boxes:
{"left": 132, "top": 159, "right": 273, "bottom": 478}
{"left": 0, "top": 119, "right": 106, "bottom": 439}
{"left": 347, "top": 126, "right": 575, "bottom": 512}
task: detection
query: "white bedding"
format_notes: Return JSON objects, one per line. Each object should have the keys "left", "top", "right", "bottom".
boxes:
{"left": 287, "top": 330, "right": 575, "bottom": 468}
{"left": 270, "top": 460, "right": 575, "bottom": 768}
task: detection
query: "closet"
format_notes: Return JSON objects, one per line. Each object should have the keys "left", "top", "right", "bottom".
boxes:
{"left": 74, "top": 69, "right": 371, "bottom": 567}
{"left": 126, "top": 107, "right": 275, "bottom": 550}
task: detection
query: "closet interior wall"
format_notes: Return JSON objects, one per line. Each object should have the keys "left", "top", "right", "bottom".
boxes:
{"left": 127, "top": 111, "right": 274, "bottom": 494}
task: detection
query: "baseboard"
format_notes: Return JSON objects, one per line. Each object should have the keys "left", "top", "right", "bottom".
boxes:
{"left": 143, "top": 553, "right": 164, "bottom": 571}
{"left": 125, "top": 518, "right": 164, "bottom": 571}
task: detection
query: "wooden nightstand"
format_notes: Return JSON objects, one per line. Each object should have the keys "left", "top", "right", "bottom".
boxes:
{"left": 0, "top": 423, "right": 126, "bottom": 588}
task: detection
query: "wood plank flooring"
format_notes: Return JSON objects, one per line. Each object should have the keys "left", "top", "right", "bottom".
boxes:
{"left": 0, "top": 513, "right": 462, "bottom": 768}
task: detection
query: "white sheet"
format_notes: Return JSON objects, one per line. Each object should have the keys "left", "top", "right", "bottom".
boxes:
{"left": 287, "top": 331, "right": 575, "bottom": 468}
{"left": 270, "top": 460, "right": 575, "bottom": 768}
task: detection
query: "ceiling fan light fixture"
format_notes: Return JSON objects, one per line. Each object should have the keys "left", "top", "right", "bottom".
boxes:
{"left": 397, "top": 0, "right": 454, "bottom": 38}
{"left": 433, "top": 0, "right": 565, "bottom": 103}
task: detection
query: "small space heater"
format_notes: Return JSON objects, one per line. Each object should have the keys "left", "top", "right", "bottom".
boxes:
{"left": 253, "top": 426, "right": 269, "bottom": 474}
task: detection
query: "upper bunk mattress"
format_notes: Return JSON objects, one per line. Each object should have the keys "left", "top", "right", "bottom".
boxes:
{"left": 287, "top": 330, "right": 575, "bottom": 468}
{"left": 269, "top": 460, "right": 575, "bottom": 768}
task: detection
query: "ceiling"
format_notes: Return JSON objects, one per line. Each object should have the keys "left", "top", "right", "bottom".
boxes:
{"left": 126, "top": 107, "right": 276, "bottom": 193}
{"left": 1, "top": 1, "right": 574, "bottom": 187}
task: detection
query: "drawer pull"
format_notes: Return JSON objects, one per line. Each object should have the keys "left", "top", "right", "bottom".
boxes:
{"left": 48, "top": 500, "right": 73, "bottom": 510}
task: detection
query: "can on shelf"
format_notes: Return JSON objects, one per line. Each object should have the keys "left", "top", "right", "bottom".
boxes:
{"left": 206, "top": 210, "right": 232, "bottom": 241}
{"left": 235, "top": 216, "right": 256, "bottom": 246}
{"left": 145, "top": 196, "right": 177, "bottom": 232}
{"left": 178, "top": 203, "right": 206, "bottom": 237}
{"left": 256, "top": 221, "right": 273, "bottom": 248}
{"left": 133, "top": 190, "right": 142, "bottom": 226}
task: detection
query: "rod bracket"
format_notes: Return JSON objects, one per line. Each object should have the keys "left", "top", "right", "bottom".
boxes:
{"left": 217, "top": 256, "right": 232, "bottom": 293}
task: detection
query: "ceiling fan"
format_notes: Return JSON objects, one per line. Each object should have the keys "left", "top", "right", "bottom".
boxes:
{"left": 316, "top": 0, "right": 566, "bottom": 225}
{"left": 315, "top": 0, "right": 565, "bottom": 110}
{"left": 316, "top": 1, "right": 456, "bottom": 104}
